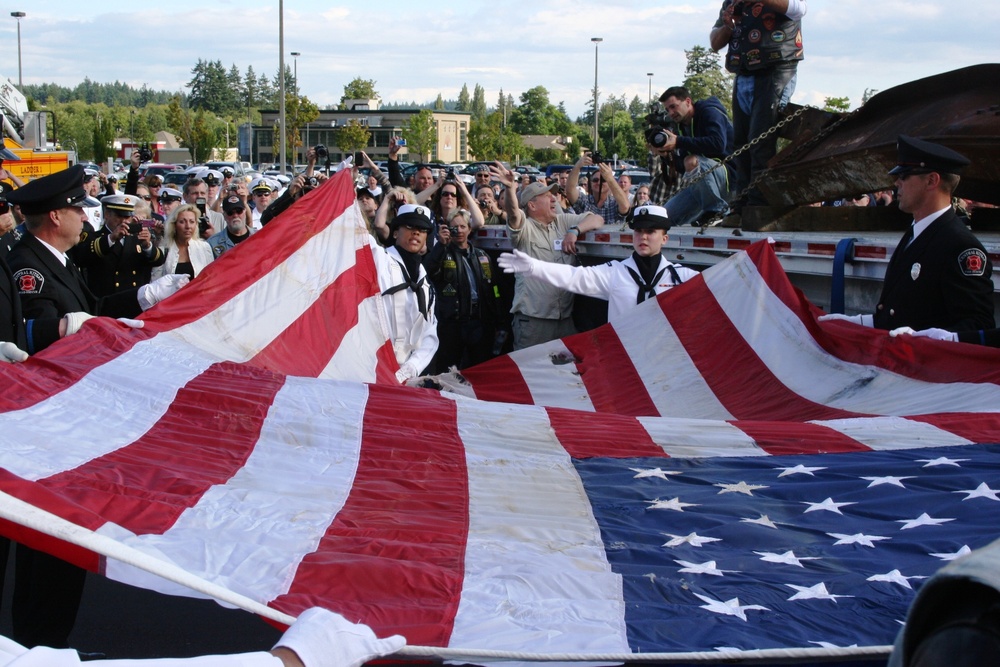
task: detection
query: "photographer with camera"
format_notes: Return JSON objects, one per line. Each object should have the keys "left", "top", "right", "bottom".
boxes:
{"left": 647, "top": 86, "right": 734, "bottom": 226}
{"left": 182, "top": 178, "right": 225, "bottom": 239}
{"left": 428, "top": 170, "right": 485, "bottom": 233}
{"left": 72, "top": 194, "right": 166, "bottom": 298}
{"left": 424, "top": 207, "right": 505, "bottom": 372}
{"left": 476, "top": 186, "right": 506, "bottom": 225}
{"left": 566, "top": 154, "right": 631, "bottom": 225}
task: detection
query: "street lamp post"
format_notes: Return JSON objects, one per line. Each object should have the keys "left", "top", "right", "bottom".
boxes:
{"left": 278, "top": 0, "right": 286, "bottom": 173}
{"left": 291, "top": 52, "right": 300, "bottom": 96}
{"left": 591, "top": 37, "right": 602, "bottom": 154}
{"left": 647, "top": 73, "right": 654, "bottom": 105}
{"left": 11, "top": 12, "right": 26, "bottom": 88}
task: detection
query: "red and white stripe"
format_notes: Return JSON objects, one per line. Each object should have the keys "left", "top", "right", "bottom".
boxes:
{"left": 1, "top": 174, "right": 999, "bottom": 657}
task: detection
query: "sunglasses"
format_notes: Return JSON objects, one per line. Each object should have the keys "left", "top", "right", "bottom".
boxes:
{"left": 440, "top": 191, "right": 458, "bottom": 198}
{"left": 137, "top": 195, "right": 152, "bottom": 201}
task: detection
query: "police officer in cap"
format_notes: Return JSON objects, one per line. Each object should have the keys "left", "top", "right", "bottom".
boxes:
{"left": 72, "top": 193, "right": 166, "bottom": 298}
{"left": 498, "top": 204, "right": 699, "bottom": 323}
{"left": 373, "top": 203, "right": 438, "bottom": 382}
{"left": 821, "top": 135, "right": 994, "bottom": 333}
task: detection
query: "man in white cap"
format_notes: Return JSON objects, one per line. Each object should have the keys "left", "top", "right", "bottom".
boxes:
{"left": 73, "top": 193, "right": 165, "bottom": 298}
{"left": 249, "top": 178, "right": 275, "bottom": 230}
{"left": 498, "top": 205, "right": 698, "bottom": 323}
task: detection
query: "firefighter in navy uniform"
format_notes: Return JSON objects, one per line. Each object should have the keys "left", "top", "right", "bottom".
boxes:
{"left": 821, "top": 136, "right": 994, "bottom": 333}
{"left": 2, "top": 164, "right": 187, "bottom": 650}
{"left": 425, "top": 207, "right": 504, "bottom": 372}
{"left": 73, "top": 193, "right": 166, "bottom": 298}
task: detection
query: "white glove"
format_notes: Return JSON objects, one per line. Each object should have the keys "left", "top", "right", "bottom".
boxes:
{"left": 395, "top": 362, "right": 418, "bottom": 384}
{"left": 273, "top": 607, "right": 405, "bottom": 667}
{"left": 497, "top": 249, "right": 537, "bottom": 275}
{"left": 0, "top": 341, "right": 29, "bottom": 363}
{"left": 818, "top": 313, "right": 873, "bottom": 327}
{"left": 890, "top": 326, "right": 958, "bottom": 342}
{"left": 116, "top": 318, "right": 145, "bottom": 329}
{"left": 63, "top": 311, "right": 95, "bottom": 336}
{"left": 137, "top": 274, "right": 190, "bottom": 310}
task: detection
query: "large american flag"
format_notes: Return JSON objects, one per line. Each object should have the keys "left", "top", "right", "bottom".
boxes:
{"left": 1, "top": 171, "right": 998, "bottom": 663}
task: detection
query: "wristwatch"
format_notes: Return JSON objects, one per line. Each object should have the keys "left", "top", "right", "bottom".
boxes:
{"left": 568, "top": 226, "right": 580, "bottom": 236}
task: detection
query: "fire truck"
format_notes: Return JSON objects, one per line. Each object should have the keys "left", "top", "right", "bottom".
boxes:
{"left": 1, "top": 75, "right": 76, "bottom": 181}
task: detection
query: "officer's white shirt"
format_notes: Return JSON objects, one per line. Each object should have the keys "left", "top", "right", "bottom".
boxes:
{"left": 373, "top": 245, "right": 439, "bottom": 382}
{"left": 527, "top": 254, "right": 699, "bottom": 322}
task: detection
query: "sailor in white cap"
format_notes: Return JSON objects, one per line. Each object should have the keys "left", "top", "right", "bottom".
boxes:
{"left": 498, "top": 204, "right": 698, "bottom": 323}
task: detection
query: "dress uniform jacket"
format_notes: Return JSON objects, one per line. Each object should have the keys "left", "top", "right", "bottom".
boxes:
{"left": 874, "top": 209, "right": 994, "bottom": 331}
{"left": 374, "top": 245, "right": 438, "bottom": 381}
{"left": 7, "top": 233, "right": 143, "bottom": 338}
{"left": 525, "top": 252, "right": 699, "bottom": 323}
{"left": 0, "top": 257, "right": 60, "bottom": 354}
{"left": 74, "top": 225, "right": 165, "bottom": 297}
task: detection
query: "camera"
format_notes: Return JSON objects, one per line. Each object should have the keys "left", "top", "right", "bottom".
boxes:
{"left": 195, "top": 197, "right": 207, "bottom": 215}
{"left": 448, "top": 226, "right": 459, "bottom": 236}
{"left": 396, "top": 138, "right": 407, "bottom": 147}
{"left": 306, "top": 177, "right": 319, "bottom": 188}
{"left": 643, "top": 102, "right": 679, "bottom": 149}
{"left": 314, "top": 144, "right": 328, "bottom": 159}
{"left": 590, "top": 152, "right": 606, "bottom": 165}
{"left": 127, "top": 221, "right": 142, "bottom": 235}
{"left": 137, "top": 144, "right": 153, "bottom": 163}
{"left": 445, "top": 168, "right": 456, "bottom": 183}
{"left": 198, "top": 216, "right": 210, "bottom": 235}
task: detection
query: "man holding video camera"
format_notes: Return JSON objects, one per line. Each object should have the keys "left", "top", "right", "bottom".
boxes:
{"left": 648, "top": 86, "right": 734, "bottom": 226}
{"left": 183, "top": 177, "right": 225, "bottom": 238}
{"left": 73, "top": 193, "right": 165, "bottom": 298}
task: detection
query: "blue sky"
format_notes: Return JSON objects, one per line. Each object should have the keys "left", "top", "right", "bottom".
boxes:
{"left": 4, "top": 0, "right": 998, "bottom": 118}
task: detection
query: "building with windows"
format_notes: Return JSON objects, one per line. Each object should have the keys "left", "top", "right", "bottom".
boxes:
{"left": 247, "top": 101, "right": 471, "bottom": 167}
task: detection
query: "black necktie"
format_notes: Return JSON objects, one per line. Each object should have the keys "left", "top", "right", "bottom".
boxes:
{"left": 626, "top": 266, "right": 666, "bottom": 305}
{"left": 382, "top": 266, "right": 429, "bottom": 320}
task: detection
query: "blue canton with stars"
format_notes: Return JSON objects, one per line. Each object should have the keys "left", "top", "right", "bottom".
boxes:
{"left": 574, "top": 444, "right": 1000, "bottom": 653}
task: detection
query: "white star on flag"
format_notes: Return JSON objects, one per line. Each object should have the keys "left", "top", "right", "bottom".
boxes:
{"left": 662, "top": 532, "right": 722, "bottom": 548}
{"left": 675, "top": 560, "right": 736, "bottom": 576}
{"left": 866, "top": 570, "right": 927, "bottom": 590}
{"left": 916, "top": 457, "right": 968, "bottom": 467}
{"left": 755, "top": 550, "right": 820, "bottom": 567}
{"left": 896, "top": 513, "right": 955, "bottom": 530}
{"left": 786, "top": 582, "right": 852, "bottom": 602}
{"left": 715, "top": 481, "right": 768, "bottom": 495}
{"left": 693, "top": 593, "right": 769, "bottom": 621}
{"left": 828, "top": 532, "right": 891, "bottom": 547}
{"left": 861, "top": 475, "right": 914, "bottom": 488}
{"left": 803, "top": 497, "right": 856, "bottom": 515}
{"left": 930, "top": 545, "right": 972, "bottom": 561}
{"left": 647, "top": 497, "right": 699, "bottom": 512}
{"left": 777, "top": 464, "right": 826, "bottom": 477}
{"left": 630, "top": 467, "right": 682, "bottom": 480}
{"left": 741, "top": 514, "right": 778, "bottom": 529}
{"left": 954, "top": 482, "right": 1000, "bottom": 501}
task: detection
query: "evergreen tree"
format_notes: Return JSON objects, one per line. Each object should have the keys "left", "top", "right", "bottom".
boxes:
{"left": 402, "top": 109, "right": 437, "bottom": 162}
{"left": 471, "top": 84, "right": 487, "bottom": 120}
{"left": 682, "top": 46, "right": 733, "bottom": 115}
{"left": 456, "top": 84, "right": 471, "bottom": 112}
{"left": 434, "top": 93, "right": 445, "bottom": 111}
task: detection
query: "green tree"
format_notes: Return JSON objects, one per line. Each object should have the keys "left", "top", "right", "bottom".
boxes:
{"left": 509, "top": 86, "right": 570, "bottom": 135}
{"left": 402, "top": 109, "right": 437, "bottom": 162}
{"left": 167, "top": 95, "right": 215, "bottom": 163}
{"left": 434, "top": 93, "right": 445, "bottom": 111}
{"left": 456, "top": 84, "right": 471, "bottom": 112}
{"left": 340, "top": 78, "right": 380, "bottom": 108}
{"left": 283, "top": 94, "right": 320, "bottom": 162}
{"left": 471, "top": 84, "right": 487, "bottom": 121}
{"left": 336, "top": 118, "right": 371, "bottom": 154}
{"left": 823, "top": 96, "right": 851, "bottom": 113}
{"left": 681, "top": 45, "right": 733, "bottom": 115}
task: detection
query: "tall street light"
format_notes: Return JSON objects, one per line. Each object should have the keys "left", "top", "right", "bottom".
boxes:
{"left": 291, "top": 51, "right": 300, "bottom": 96}
{"left": 278, "top": 0, "right": 286, "bottom": 173}
{"left": 591, "top": 37, "right": 602, "bottom": 153}
{"left": 647, "top": 73, "right": 654, "bottom": 105}
{"left": 11, "top": 12, "right": 25, "bottom": 88}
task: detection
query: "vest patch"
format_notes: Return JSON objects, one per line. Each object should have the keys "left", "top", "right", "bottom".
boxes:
{"left": 959, "top": 248, "right": 987, "bottom": 277}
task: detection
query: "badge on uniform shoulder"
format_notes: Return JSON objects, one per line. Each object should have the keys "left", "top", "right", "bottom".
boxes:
{"left": 910, "top": 263, "right": 921, "bottom": 281}
{"left": 958, "top": 248, "right": 987, "bottom": 277}
{"left": 13, "top": 268, "right": 44, "bottom": 295}
{"left": 214, "top": 246, "right": 225, "bottom": 258}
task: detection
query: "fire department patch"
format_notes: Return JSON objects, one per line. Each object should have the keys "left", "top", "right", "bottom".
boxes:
{"left": 958, "top": 248, "right": 987, "bottom": 277}
{"left": 13, "top": 268, "right": 44, "bottom": 295}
